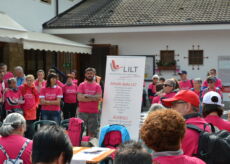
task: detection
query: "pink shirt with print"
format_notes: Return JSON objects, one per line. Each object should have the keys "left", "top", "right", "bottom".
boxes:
{"left": 4, "top": 89, "right": 22, "bottom": 110}
{"left": 63, "top": 84, "right": 78, "bottom": 103}
{"left": 77, "top": 81, "right": 102, "bottom": 113}
{"left": 39, "top": 86, "right": 63, "bottom": 111}
{"left": 179, "top": 80, "right": 193, "bottom": 90}
{"left": 205, "top": 115, "right": 230, "bottom": 132}
{"left": 182, "top": 117, "right": 210, "bottom": 156}
{"left": 153, "top": 154, "right": 205, "bottom": 164}
{"left": 0, "top": 135, "right": 32, "bottom": 164}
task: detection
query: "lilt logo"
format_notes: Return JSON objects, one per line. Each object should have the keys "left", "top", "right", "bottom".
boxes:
{"left": 111, "top": 60, "right": 123, "bottom": 71}
{"left": 110, "top": 59, "right": 138, "bottom": 73}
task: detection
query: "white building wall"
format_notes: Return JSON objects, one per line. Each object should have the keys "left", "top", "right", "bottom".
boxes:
{"left": 0, "top": 0, "right": 80, "bottom": 32}
{"left": 60, "top": 30, "right": 230, "bottom": 101}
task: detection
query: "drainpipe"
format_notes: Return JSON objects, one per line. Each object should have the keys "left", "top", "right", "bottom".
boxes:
{"left": 56, "top": 0, "right": 59, "bottom": 16}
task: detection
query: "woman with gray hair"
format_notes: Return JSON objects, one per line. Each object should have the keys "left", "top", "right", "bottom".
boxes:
{"left": 0, "top": 113, "right": 32, "bottom": 164}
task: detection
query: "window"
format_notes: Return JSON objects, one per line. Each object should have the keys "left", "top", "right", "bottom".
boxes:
{"left": 188, "top": 50, "right": 203, "bottom": 65}
{"left": 158, "top": 50, "right": 175, "bottom": 66}
{"left": 41, "top": 0, "right": 51, "bottom": 4}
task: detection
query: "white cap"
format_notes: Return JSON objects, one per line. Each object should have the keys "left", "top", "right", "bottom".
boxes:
{"left": 203, "top": 91, "right": 224, "bottom": 107}
{"left": 152, "top": 74, "right": 159, "bottom": 79}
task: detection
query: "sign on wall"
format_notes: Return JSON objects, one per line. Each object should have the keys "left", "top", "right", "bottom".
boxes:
{"left": 100, "top": 56, "right": 146, "bottom": 140}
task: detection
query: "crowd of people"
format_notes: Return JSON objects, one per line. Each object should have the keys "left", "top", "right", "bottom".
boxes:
{"left": 0, "top": 62, "right": 229, "bottom": 164}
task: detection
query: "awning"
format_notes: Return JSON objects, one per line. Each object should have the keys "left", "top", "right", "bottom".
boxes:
{"left": 0, "top": 12, "right": 27, "bottom": 42}
{"left": 0, "top": 12, "right": 91, "bottom": 54}
{"left": 18, "top": 32, "right": 91, "bottom": 54}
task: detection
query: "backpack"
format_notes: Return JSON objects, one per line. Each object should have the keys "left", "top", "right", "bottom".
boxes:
{"left": 67, "top": 118, "right": 84, "bottom": 146}
{"left": 103, "top": 131, "right": 122, "bottom": 148}
{"left": 0, "top": 139, "right": 30, "bottom": 164}
{"left": 187, "top": 124, "right": 230, "bottom": 164}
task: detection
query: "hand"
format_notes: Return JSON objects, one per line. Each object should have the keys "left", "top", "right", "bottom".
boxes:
{"left": 18, "top": 99, "right": 25, "bottom": 104}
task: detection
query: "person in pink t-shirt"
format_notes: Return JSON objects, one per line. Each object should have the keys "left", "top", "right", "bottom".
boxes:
{"left": 141, "top": 110, "right": 205, "bottom": 164}
{"left": 202, "top": 91, "right": 230, "bottom": 131}
{"left": 39, "top": 73, "right": 63, "bottom": 124}
{"left": 71, "top": 70, "right": 78, "bottom": 86}
{"left": 0, "top": 113, "right": 32, "bottom": 164}
{"left": 62, "top": 74, "right": 78, "bottom": 119}
{"left": 77, "top": 67, "right": 102, "bottom": 137}
{"left": 34, "top": 69, "right": 46, "bottom": 121}
{"left": 4, "top": 78, "right": 25, "bottom": 115}
{"left": 202, "top": 68, "right": 222, "bottom": 89}
{"left": 0, "top": 63, "right": 14, "bottom": 89}
{"left": 178, "top": 70, "right": 193, "bottom": 90}
{"left": 148, "top": 75, "right": 159, "bottom": 102}
{"left": 162, "top": 90, "right": 210, "bottom": 156}
{"left": 202, "top": 76, "right": 222, "bottom": 98}
{"left": 20, "top": 75, "right": 39, "bottom": 139}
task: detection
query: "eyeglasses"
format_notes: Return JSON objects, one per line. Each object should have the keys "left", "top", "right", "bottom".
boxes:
{"left": 164, "top": 84, "right": 172, "bottom": 87}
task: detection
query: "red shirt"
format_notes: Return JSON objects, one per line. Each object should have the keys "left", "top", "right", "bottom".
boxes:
{"left": 77, "top": 81, "right": 102, "bottom": 113}
{"left": 205, "top": 115, "right": 230, "bottom": 132}
{"left": 179, "top": 80, "right": 193, "bottom": 90}
{"left": 182, "top": 117, "right": 210, "bottom": 156}
{"left": 63, "top": 84, "right": 78, "bottom": 103}
{"left": 0, "top": 135, "right": 32, "bottom": 164}
{"left": 19, "top": 84, "right": 39, "bottom": 120}
{"left": 4, "top": 89, "right": 22, "bottom": 110}
{"left": 153, "top": 154, "right": 205, "bottom": 164}
{"left": 39, "top": 86, "right": 63, "bottom": 111}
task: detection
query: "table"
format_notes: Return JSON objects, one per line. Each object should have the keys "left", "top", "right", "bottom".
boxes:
{"left": 71, "top": 147, "right": 116, "bottom": 164}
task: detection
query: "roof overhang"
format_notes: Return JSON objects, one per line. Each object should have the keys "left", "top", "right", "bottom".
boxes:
{"left": 43, "top": 24, "right": 230, "bottom": 34}
{"left": 0, "top": 12, "right": 91, "bottom": 54}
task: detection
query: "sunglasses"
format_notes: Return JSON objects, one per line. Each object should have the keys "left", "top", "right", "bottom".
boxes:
{"left": 164, "top": 84, "right": 172, "bottom": 87}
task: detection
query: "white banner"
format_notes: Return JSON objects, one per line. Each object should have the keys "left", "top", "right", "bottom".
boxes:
{"left": 100, "top": 56, "right": 146, "bottom": 140}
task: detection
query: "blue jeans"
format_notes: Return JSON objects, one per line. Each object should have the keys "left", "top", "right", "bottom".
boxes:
{"left": 41, "top": 110, "right": 61, "bottom": 124}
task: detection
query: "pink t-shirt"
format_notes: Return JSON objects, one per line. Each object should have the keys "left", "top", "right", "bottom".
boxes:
{"left": 0, "top": 135, "right": 32, "bottom": 164}
{"left": 152, "top": 92, "right": 177, "bottom": 104}
{"left": 4, "top": 89, "right": 22, "bottom": 110}
{"left": 77, "top": 81, "right": 102, "bottom": 113}
{"left": 179, "top": 80, "right": 193, "bottom": 90}
{"left": 3, "top": 72, "right": 14, "bottom": 88}
{"left": 202, "top": 78, "right": 222, "bottom": 89}
{"left": 153, "top": 154, "right": 205, "bottom": 164}
{"left": 205, "top": 115, "right": 230, "bottom": 132}
{"left": 34, "top": 79, "right": 46, "bottom": 94}
{"left": 39, "top": 86, "right": 63, "bottom": 111}
{"left": 182, "top": 117, "right": 210, "bottom": 156}
{"left": 63, "top": 84, "right": 78, "bottom": 103}
{"left": 148, "top": 83, "right": 156, "bottom": 100}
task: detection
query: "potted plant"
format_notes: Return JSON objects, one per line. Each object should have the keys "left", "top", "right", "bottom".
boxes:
{"left": 157, "top": 60, "right": 176, "bottom": 70}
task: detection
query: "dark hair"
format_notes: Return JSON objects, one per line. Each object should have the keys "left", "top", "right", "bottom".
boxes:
{"left": 46, "top": 73, "right": 57, "bottom": 88}
{"left": 0, "top": 63, "right": 6, "bottom": 67}
{"left": 37, "top": 69, "right": 45, "bottom": 74}
{"left": 159, "top": 77, "right": 165, "bottom": 82}
{"left": 203, "top": 104, "right": 223, "bottom": 117}
{"left": 114, "top": 141, "right": 152, "bottom": 164}
{"left": 48, "top": 68, "right": 56, "bottom": 74}
{"left": 7, "top": 78, "right": 16, "bottom": 86}
{"left": 32, "top": 125, "right": 73, "bottom": 164}
{"left": 85, "top": 67, "right": 96, "bottom": 74}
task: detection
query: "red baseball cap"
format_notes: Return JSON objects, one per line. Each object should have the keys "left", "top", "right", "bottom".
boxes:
{"left": 162, "top": 90, "right": 200, "bottom": 107}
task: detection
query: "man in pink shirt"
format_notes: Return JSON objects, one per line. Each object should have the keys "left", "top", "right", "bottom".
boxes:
{"left": 202, "top": 68, "right": 222, "bottom": 89}
{"left": 77, "top": 67, "right": 102, "bottom": 138}
{"left": 162, "top": 90, "right": 210, "bottom": 156}
{"left": 0, "top": 63, "right": 14, "bottom": 89}
{"left": 178, "top": 70, "right": 193, "bottom": 90}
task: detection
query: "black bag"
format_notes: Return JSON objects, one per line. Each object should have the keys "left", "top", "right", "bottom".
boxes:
{"left": 187, "top": 124, "right": 230, "bottom": 164}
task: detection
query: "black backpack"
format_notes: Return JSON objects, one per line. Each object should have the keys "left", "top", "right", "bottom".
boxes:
{"left": 187, "top": 124, "right": 230, "bottom": 164}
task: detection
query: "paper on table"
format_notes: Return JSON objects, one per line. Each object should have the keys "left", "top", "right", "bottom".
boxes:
{"left": 72, "top": 147, "right": 110, "bottom": 161}
{"left": 71, "top": 159, "right": 86, "bottom": 164}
